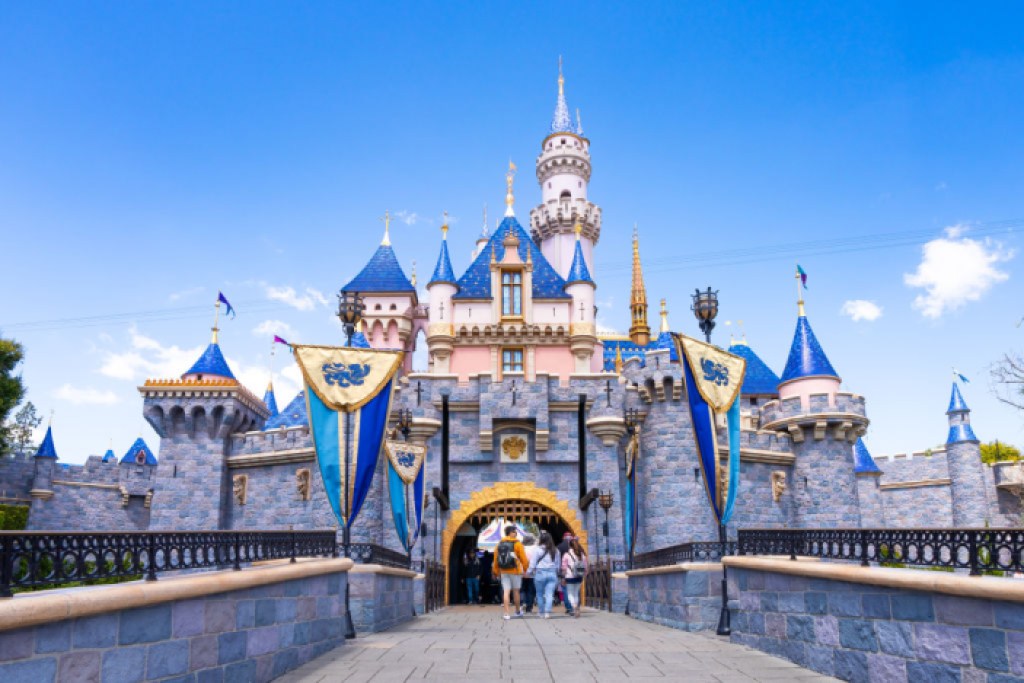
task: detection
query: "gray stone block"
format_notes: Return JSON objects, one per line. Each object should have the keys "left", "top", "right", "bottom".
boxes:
{"left": 102, "top": 647, "right": 146, "bottom": 683}
{"left": 120, "top": 604, "right": 172, "bottom": 645}
{"left": 73, "top": 613, "right": 119, "bottom": 649}
{"left": 147, "top": 640, "right": 190, "bottom": 679}
{"left": 35, "top": 621, "right": 71, "bottom": 654}
{"left": 970, "top": 628, "right": 1008, "bottom": 672}
{"left": 0, "top": 657, "right": 58, "bottom": 683}
{"left": 217, "top": 631, "right": 246, "bottom": 664}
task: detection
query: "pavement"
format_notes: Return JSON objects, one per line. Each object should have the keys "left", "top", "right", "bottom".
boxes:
{"left": 276, "top": 605, "right": 838, "bottom": 682}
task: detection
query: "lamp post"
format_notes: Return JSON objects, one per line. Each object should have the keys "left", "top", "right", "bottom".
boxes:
{"left": 690, "top": 286, "right": 730, "bottom": 635}
{"left": 335, "top": 289, "right": 365, "bottom": 639}
{"left": 396, "top": 408, "right": 413, "bottom": 441}
{"left": 598, "top": 491, "right": 614, "bottom": 558}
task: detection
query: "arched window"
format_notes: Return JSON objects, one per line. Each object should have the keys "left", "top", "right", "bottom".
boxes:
{"left": 390, "top": 303, "right": 397, "bottom": 311}
{"left": 560, "top": 190, "right": 571, "bottom": 200}
{"left": 374, "top": 303, "right": 382, "bottom": 311}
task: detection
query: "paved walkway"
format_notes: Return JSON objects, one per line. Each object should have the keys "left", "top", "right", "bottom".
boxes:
{"left": 277, "top": 606, "right": 837, "bottom": 682}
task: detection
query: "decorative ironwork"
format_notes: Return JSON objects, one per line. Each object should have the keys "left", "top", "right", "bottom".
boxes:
{"left": 348, "top": 543, "right": 412, "bottom": 570}
{"left": 0, "top": 530, "right": 337, "bottom": 597}
{"left": 630, "top": 541, "right": 737, "bottom": 570}
{"left": 424, "top": 560, "right": 445, "bottom": 613}
{"left": 584, "top": 558, "right": 613, "bottom": 611}
{"left": 737, "top": 528, "right": 1024, "bottom": 576}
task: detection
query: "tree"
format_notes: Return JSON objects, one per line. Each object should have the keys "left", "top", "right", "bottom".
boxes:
{"left": 980, "top": 440, "right": 1022, "bottom": 465}
{"left": 991, "top": 352, "right": 1024, "bottom": 412}
{"left": 10, "top": 401, "right": 42, "bottom": 456}
{"left": 0, "top": 337, "right": 26, "bottom": 456}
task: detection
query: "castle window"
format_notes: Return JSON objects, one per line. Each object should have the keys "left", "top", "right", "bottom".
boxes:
{"left": 374, "top": 303, "right": 382, "bottom": 311}
{"left": 501, "top": 270, "right": 522, "bottom": 317}
{"left": 502, "top": 348, "right": 524, "bottom": 373}
{"left": 561, "top": 138, "right": 566, "bottom": 145}
{"left": 560, "top": 190, "right": 571, "bottom": 200}
{"left": 390, "top": 303, "right": 397, "bottom": 311}
{"left": 750, "top": 398, "right": 758, "bottom": 406}
{"left": 578, "top": 181, "right": 582, "bottom": 188}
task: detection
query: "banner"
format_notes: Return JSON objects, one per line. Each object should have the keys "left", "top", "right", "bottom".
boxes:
{"left": 673, "top": 333, "right": 745, "bottom": 526}
{"left": 385, "top": 440, "right": 427, "bottom": 552}
{"left": 294, "top": 345, "right": 403, "bottom": 529}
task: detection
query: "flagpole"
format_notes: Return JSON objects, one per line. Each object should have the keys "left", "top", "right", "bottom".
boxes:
{"left": 795, "top": 266, "right": 805, "bottom": 317}
{"left": 343, "top": 410, "right": 356, "bottom": 639}
{"left": 212, "top": 299, "right": 221, "bottom": 343}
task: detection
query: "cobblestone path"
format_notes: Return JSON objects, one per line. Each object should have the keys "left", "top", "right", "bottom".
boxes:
{"left": 277, "top": 606, "right": 837, "bottom": 682}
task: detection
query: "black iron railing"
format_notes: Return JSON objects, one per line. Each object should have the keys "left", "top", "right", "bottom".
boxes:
{"left": 584, "top": 558, "right": 613, "bottom": 611}
{"left": 424, "top": 560, "right": 444, "bottom": 613}
{"left": 737, "top": 528, "right": 1024, "bottom": 576}
{"left": 348, "top": 543, "right": 413, "bottom": 570}
{"left": 0, "top": 530, "right": 338, "bottom": 597}
{"left": 630, "top": 541, "right": 737, "bottom": 570}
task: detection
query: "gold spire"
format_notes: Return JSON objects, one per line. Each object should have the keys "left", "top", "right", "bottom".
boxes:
{"left": 411, "top": 260, "right": 417, "bottom": 287}
{"left": 505, "top": 160, "right": 517, "bottom": 217}
{"left": 442, "top": 210, "right": 449, "bottom": 239}
{"left": 558, "top": 55, "right": 564, "bottom": 96}
{"left": 629, "top": 224, "right": 651, "bottom": 346}
{"left": 659, "top": 298, "right": 669, "bottom": 333}
{"left": 381, "top": 210, "right": 391, "bottom": 247}
{"left": 574, "top": 221, "right": 583, "bottom": 241}
{"left": 614, "top": 344, "right": 623, "bottom": 374}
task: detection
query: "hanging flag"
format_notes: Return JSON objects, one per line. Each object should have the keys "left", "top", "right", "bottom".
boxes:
{"left": 273, "top": 335, "right": 291, "bottom": 348}
{"left": 673, "top": 334, "right": 746, "bottom": 525}
{"left": 293, "top": 345, "right": 403, "bottom": 529}
{"left": 953, "top": 369, "right": 970, "bottom": 384}
{"left": 217, "top": 292, "right": 236, "bottom": 319}
{"left": 796, "top": 265, "right": 808, "bottom": 289}
{"left": 384, "top": 440, "right": 427, "bottom": 552}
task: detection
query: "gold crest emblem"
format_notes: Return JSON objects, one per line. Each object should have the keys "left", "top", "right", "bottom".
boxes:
{"left": 502, "top": 435, "right": 527, "bottom": 461}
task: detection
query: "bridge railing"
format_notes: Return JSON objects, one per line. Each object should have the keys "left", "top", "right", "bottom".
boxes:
{"left": 348, "top": 543, "right": 413, "bottom": 570}
{"left": 0, "top": 530, "right": 338, "bottom": 597}
{"left": 630, "top": 541, "right": 737, "bottom": 570}
{"left": 737, "top": 528, "right": 1024, "bottom": 576}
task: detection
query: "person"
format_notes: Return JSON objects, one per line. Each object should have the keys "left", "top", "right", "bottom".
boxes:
{"left": 531, "top": 531, "right": 561, "bottom": 619}
{"left": 557, "top": 532, "right": 575, "bottom": 615}
{"left": 492, "top": 525, "right": 529, "bottom": 620}
{"left": 521, "top": 534, "right": 541, "bottom": 614}
{"left": 561, "top": 537, "right": 588, "bottom": 619}
{"left": 464, "top": 549, "right": 481, "bottom": 605}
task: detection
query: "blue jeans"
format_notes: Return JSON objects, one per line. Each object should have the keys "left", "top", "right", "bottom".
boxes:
{"left": 466, "top": 577, "right": 479, "bottom": 604}
{"left": 533, "top": 569, "right": 558, "bottom": 615}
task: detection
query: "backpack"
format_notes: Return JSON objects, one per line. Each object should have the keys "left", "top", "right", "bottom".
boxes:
{"left": 497, "top": 541, "right": 518, "bottom": 570}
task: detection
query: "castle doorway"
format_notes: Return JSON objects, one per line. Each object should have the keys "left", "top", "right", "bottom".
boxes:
{"left": 440, "top": 482, "right": 588, "bottom": 605}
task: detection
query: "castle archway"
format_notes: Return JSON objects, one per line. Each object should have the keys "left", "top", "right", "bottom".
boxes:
{"left": 441, "top": 482, "right": 588, "bottom": 604}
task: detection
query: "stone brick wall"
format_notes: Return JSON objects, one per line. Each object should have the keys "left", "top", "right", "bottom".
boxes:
{"left": 985, "top": 465, "right": 1023, "bottom": 527}
{"left": 0, "top": 571, "right": 347, "bottom": 683}
{"left": 792, "top": 436, "right": 862, "bottom": 528}
{"left": 0, "top": 455, "right": 34, "bottom": 501}
{"left": 877, "top": 451, "right": 950, "bottom": 484}
{"left": 855, "top": 474, "right": 884, "bottom": 528}
{"left": 882, "top": 485, "right": 954, "bottom": 528}
{"left": 226, "top": 460, "right": 337, "bottom": 532}
{"left": 730, "top": 564, "right": 1024, "bottom": 682}
{"left": 948, "top": 441, "right": 989, "bottom": 527}
{"left": 348, "top": 568, "right": 416, "bottom": 633}
{"left": 27, "top": 458, "right": 155, "bottom": 531}
{"left": 627, "top": 566, "right": 736, "bottom": 632}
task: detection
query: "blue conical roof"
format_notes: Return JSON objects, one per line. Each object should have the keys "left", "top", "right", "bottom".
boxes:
{"left": 121, "top": 437, "right": 157, "bottom": 465}
{"left": 780, "top": 316, "right": 838, "bottom": 384}
{"left": 343, "top": 244, "right": 414, "bottom": 293}
{"left": 184, "top": 342, "right": 235, "bottom": 380}
{"left": 263, "top": 385, "right": 279, "bottom": 418}
{"left": 853, "top": 438, "right": 882, "bottom": 474}
{"left": 102, "top": 449, "right": 117, "bottom": 463}
{"left": 728, "top": 342, "right": 781, "bottom": 396}
{"left": 947, "top": 383, "right": 970, "bottom": 413}
{"left": 429, "top": 237, "right": 457, "bottom": 286}
{"left": 265, "top": 391, "right": 308, "bottom": 430}
{"left": 349, "top": 331, "right": 371, "bottom": 349}
{"left": 565, "top": 238, "right": 593, "bottom": 286}
{"left": 35, "top": 426, "right": 58, "bottom": 459}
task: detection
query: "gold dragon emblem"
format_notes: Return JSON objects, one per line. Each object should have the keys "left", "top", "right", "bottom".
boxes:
{"left": 502, "top": 435, "right": 527, "bottom": 461}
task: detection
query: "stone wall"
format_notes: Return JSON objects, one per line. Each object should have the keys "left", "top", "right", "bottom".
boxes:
{"left": 728, "top": 558, "right": 1024, "bottom": 682}
{"left": 627, "top": 565, "right": 735, "bottom": 632}
{"left": 0, "top": 456, "right": 34, "bottom": 502}
{"left": 0, "top": 561, "right": 349, "bottom": 683}
{"left": 882, "top": 484, "right": 954, "bottom": 528}
{"left": 27, "top": 458, "right": 155, "bottom": 531}
{"left": 348, "top": 566, "right": 417, "bottom": 633}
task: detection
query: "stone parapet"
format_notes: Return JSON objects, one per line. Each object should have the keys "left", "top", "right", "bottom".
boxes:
{"left": 626, "top": 563, "right": 737, "bottom": 632}
{"left": 348, "top": 565, "right": 417, "bottom": 633}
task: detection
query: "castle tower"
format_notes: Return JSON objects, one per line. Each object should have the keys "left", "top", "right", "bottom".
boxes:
{"left": 427, "top": 218, "right": 458, "bottom": 374}
{"left": 29, "top": 423, "right": 58, "bottom": 503}
{"left": 565, "top": 222, "right": 597, "bottom": 372}
{"left": 853, "top": 438, "right": 885, "bottom": 527}
{"left": 628, "top": 228, "right": 651, "bottom": 346}
{"left": 945, "top": 382, "right": 987, "bottom": 526}
{"left": 263, "top": 382, "right": 279, "bottom": 419}
{"left": 530, "top": 59, "right": 601, "bottom": 279}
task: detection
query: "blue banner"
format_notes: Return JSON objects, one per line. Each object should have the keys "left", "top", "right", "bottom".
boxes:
{"left": 387, "top": 456, "right": 425, "bottom": 552}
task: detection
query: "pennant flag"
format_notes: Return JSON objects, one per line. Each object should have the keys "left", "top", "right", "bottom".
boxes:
{"left": 217, "top": 291, "right": 236, "bottom": 319}
{"left": 796, "top": 265, "right": 808, "bottom": 289}
{"left": 953, "top": 369, "right": 970, "bottom": 384}
{"left": 293, "top": 345, "right": 403, "bottom": 529}
{"left": 673, "top": 334, "right": 746, "bottom": 525}
{"left": 273, "top": 335, "right": 291, "bottom": 348}
{"left": 384, "top": 440, "right": 427, "bottom": 552}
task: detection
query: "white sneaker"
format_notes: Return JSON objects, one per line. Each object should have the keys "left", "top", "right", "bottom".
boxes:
{"left": 543, "top": 614, "right": 550, "bottom": 620}
{"left": 515, "top": 610, "right": 524, "bottom": 618}
{"left": 503, "top": 614, "right": 510, "bottom": 621}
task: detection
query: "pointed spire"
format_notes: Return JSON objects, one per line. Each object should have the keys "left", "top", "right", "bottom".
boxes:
{"left": 629, "top": 224, "right": 651, "bottom": 346}
{"left": 380, "top": 210, "right": 392, "bottom": 246}
{"left": 429, "top": 216, "right": 457, "bottom": 286}
{"left": 779, "top": 314, "right": 838, "bottom": 384}
{"left": 565, "top": 222, "right": 593, "bottom": 286}
{"left": 480, "top": 204, "right": 489, "bottom": 239}
{"left": 660, "top": 299, "right": 669, "bottom": 333}
{"left": 550, "top": 56, "right": 574, "bottom": 134}
{"left": 263, "top": 382, "right": 279, "bottom": 418}
{"left": 410, "top": 260, "right": 417, "bottom": 287}
{"left": 853, "top": 438, "right": 882, "bottom": 474}
{"left": 614, "top": 344, "right": 623, "bottom": 374}
{"left": 35, "top": 424, "right": 58, "bottom": 459}
{"left": 946, "top": 382, "right": 978, "bottom": 444}
{"left": 948, "top": 382, "right": 970, "bottom": 414}
{"left": 505, "top": 161, "right": 517, "bottom": 217}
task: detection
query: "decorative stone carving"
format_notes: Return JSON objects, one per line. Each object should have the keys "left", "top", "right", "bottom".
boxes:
{"left": 233, "top": 474, "right": 248, "bottom": 506}
{"left": 771, "top": 471, "right": 787, "bottom": 502}
{"left": 296, "top": 468, "right": 311, "bottom": 501}
{"left": 500, "top": 434, "right": 528, "bottom": 463}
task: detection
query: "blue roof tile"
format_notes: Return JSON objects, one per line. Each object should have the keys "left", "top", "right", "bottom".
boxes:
{"left": 947, "top": 424, "right": 979, "bottom": 445}
{"left": 453, "top": 217, "right": 570, "bottom": 300}
{"left": 948, "top": 383, "right": 970, "bottom": 413}
{"left": 101, "top": 449, "right": 117, "bottom": 463}
{"left": 601, "top": 339, "right": 646, "bottom": 371}
{"left": 728, "top": 342, "right": 781, "bottom": 396}
{"left": 343, "top": 244, "right": 414, "bottom": 293}
{"left": 184, "top": 342, "right": 235, "bottom": 380}
{"left": 652, "top": 332, "right": 679, "bottom": 361}
{"left": 429, "top": 238, "right": 457, "bottom": 286}
{"left": 263, "top": 385, "right": 279, "bottom": 418}
{"left": 265, "top": 392, "right": 308, "bottom": 430}
{"left": 349, "top": 331, "right": 371, "bottom": 349}
{"left": 565, "top": 239, "right": 593, "bottom": 286}
{"left": 780, "top": 316, "right": 838, "bottom": 384}
{"left": 35, "top": 426, "right": 58, "bottom": 459}
{"left": 121, "top": 437, "right": 157, "bottom": 465}
{"left": 853, "top": 438, "right": 882, "bottom": 474}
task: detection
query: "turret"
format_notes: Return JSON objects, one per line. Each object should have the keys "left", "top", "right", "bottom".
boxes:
{"left": 853, "top": 438, "right": 885, "bottom": 527}
{"left": 628, "top": 227, "right": 651, "bottom": 347}
{"left": 530, "top": 59, "right": 601, "bottom": 278}
{"left": 565, "top": 222, "right": 597, "bottom": 372}
{"left": 944, "top": 382, "right": 987, "bottom": 526}
{"left": 30, "top": 424, "right": 58, "bottom": 502}
{"left": 263, "top": 382, "right": 279, "bottom": 419}
{"left": 427, "top": 218, "right": 458, "bottom": 373}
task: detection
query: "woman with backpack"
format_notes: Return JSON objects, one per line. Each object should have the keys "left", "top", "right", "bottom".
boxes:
{"left": 492, "top": 525, "right": 529, "bottom": 620}
{"left": 560, "top": 538, "right": 588, "bottom": 618}
{"left": 531, "top": 531, "right": 561, "bottom": 619}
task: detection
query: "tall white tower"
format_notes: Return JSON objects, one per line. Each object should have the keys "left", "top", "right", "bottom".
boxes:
{"left": 530, "top": 59, "right": 602, "bottom": 280}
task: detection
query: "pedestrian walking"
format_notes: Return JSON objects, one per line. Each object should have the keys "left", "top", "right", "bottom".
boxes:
{"left": 561, "top": 537, "right": 588, "bottom": 618}
{"left": 557, "top": 532, "right": 575, "bottom": 615}
{"left": 531, "top": 531, "right": 561, "bottom": 619}
{"left": 492, "top": 525, "right": 529, "bottom": 620}
{"left": 464, "top": 549, "right": 482, "bottom": 605}
{"left": 522, "top": 534, "right": 542, "bottom": 614}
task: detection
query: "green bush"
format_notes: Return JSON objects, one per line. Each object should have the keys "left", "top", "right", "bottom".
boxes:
{"left": 0, "top": 504, "right": 28, "bottom": 530}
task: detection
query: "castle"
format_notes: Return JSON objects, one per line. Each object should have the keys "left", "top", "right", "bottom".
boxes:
{"left": 3, "top": 65, "right": 1021, "bottom": 594}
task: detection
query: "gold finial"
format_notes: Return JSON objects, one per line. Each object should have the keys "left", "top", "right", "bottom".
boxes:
{"left": 629, "top": 223, "right": 651, "bottom": 346}
{"left": 441, "top": 210, "right": 449, "bottom": 239}
{"left": 381, "top": 210, "right": 392, "bottom": 247}
{"left": 660, "top": 299, "right": 669, "bottom": 333}
{"left": 490, "top": 242, "right": 497, "bottom": 264}
{"left": 504, "top": 160, "right": 517, "bottom": 217}
{"left": 266, "top": 380, "right": 274, "bottom": 392}
{"left": 574, "top": 221, "right": 583, "bottom": 240}
{"left": 558, "top": 55, "right": 564, "bottom": 96}
{"left": 411, "top": 260, "right": 417, "bottom": 287}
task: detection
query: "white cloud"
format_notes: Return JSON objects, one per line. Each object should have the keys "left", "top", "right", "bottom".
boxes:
{"left": 252, "top": 320, "right": 296, "bottom": 339}
{"left": 100, "top": 327, "right": 203, "bottom": 381}
{"left": 54, "top": 384, "right": 120, "bottom": 405}
{"left": 904, "top": 225, "right": 1014, "bottom": 318}
{"left": 168, "top": 286, "right": 205, "bottom": 302}
{"left": 394, "top": 210, "right": 420, "bottom": 226}
{"left": 265, "top": 285, "right": 327, "bottom": 311}
{"left": 841, "top": 300, "right": 883, "bottom": 322}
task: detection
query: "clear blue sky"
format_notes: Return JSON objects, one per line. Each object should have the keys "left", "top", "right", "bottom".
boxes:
{"left": 2, "top": 2, "right": 1022, "bottom": 463}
